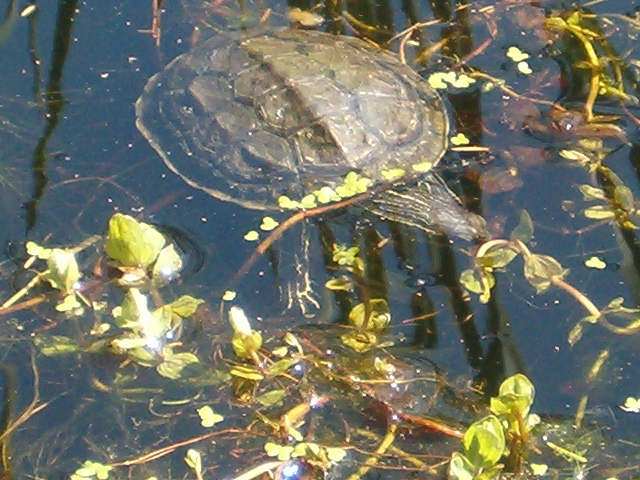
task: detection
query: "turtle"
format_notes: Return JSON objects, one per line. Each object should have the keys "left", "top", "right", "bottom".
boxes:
{"left": 135, "top": 28, "right": 488, "bottom": 242}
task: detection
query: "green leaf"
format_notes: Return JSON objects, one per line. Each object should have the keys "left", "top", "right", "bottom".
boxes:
{"left": 510, "top": 210, "right": 534, "bottom": 243}
{"left": 278, "top": 195, "right": 299, "bottom": 210}
{"left": 578, "top": 184, "right": 606, "bottom": 201}
{"left": 232, "top": 331, "right": 263, "bottom": 358}
{"left": 266, "top": 358, "right": 299, "bottom": 378}
{"left": 112, "top": 336, "right": 149, "bottom": 351}
{"left": 463, "top": 415, "right": 505, "bottom": 469}
{"left": 332, "top": 245, "right": 360, "bottom": 266}
{"left": 169, "top": 295, "right": 204, "bottom": 318}
{"left": 620, "top": 397, "right": 640, "bottom": 413}
{"left": 476, "top": 465, "right": 504, "bottom": 480}
{"left": 34, "top": 335, "right": 80, "bottom": 356}
{"left": 229, "top": 365, "right": 264, "bottom": 380}
{"left": 264, "top": 443, "right": 294, "bottom": 461}
{"left": 478, "top": 247, "right": 519, "bottom": 269}
{"left": 568, "top": 322, "right": 584, "bottom": 347}
{"left": 584, "top": 256, "right": 606, "bottom": 269}
{"left": 615, "top": 185, "right": 635, "bottom": 212}
{"left": 348, "top": 299, "right": 391, "bottom": 330}
{"left": 197, "top": 405, "right": 224, "bottom": 427}
{"left": 126, "top": 346, "right": 159, "bottom": 367}
{"left": 325, "top": 277, "right": 353, "bottom": 292}
{"left": 184, "top": 449, "right": 202, "bottom": 474}
{"left": 105, "top": 213, "right": 166, "bottom": 268}
{"left": 326, "top": 447, "right": 347, "bottom": 462}
{"left": 460, "top": 269, "right": 495, "bottom": 302}
{"left": 583, "top": 205, "right": 615, "bottom": 220}
{"left": 523, "top": 254, "right": 568, "bottom": 293}
{"left": 448, "top": 452, "right": 476, "bottom": 480}
{"left": 499, "top": 373, "right": 535, "bottom": 401}
{"left": 260, "top": 216, "right": 279, "bottom": 231}
{"left": 530, "top": 463, "right": 549, "bottom": 475}
{"left": 157, "top": 352, "right": 201, "bottom": 379}
{"left": 229, "top": 306, "right": 253, "bottom": 336}
{"left": 152, "top": 244, "right": 183, "bottom": 285}
{"left": 244, "top": 230, "right": 259, "bottom": 241}
{"left": 506, "top": 46, "right": 529, "bottom": 62}
{"left": 341, "top": 331, "right": 378, "bottom": 352}
{"left": 256, "top": 389, "right": 286, "bottom": 407}
{"left": 222, "top": 290, "right": 237, "bottom": 301}
{"left": 26, "top": 241, "right": 51, "bottom": 260}
{"left": 56, "top": 294, "right": 82, "bottom": 312}
{"left": 44, "top": 249, "right": 81, "bottom": 293}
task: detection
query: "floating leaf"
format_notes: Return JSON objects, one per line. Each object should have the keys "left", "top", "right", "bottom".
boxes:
{"left": 262, "top": 357, "right": 296, "bottom": 377}
{"left": 411, "top": 162, "right": 433, "bottom": 172}
{"left": 169, "top": 295, "right": 204, "bottom": 318}
{"left": 56, "top": 294, "right": 82, "bottom": 312}
{"left": 127, "top": 345, "right": 159, "bottom": 367}
{"left": 460, "top": 269, "right": 495, "bottom": 299}
{"left": 567, "top": 322, "right": 584, "bottom": 347}
{"left": 530, "top": 463, "right": 548, "bottom": 475}
{"left": 26, "top": 241, "right": 51, "bottom": 259}
{"left": 348, "top": 299, "right": 390, "bottom": 330}
{"left": 448, "top": 452, "right": 476, "bottom": 480}
{"left": 381, "top": 168, "right": 405, "bottom": 181}
{"left": 559, "top": 149, "right": 591, "bottom": 165}
{"left": 325, "top": 277, "right": 353, "bottom": 291}
{"left": 73, "top": 461, "right": 112, "bottom": 480}
{"left": 332, "top": 245, "right": 359, "bottom": 266}
{"left": 229, "top": 306, "right": 252, "bottom": 336}
{"left": 256, "top": 389, "right": 286, "bottom": 407}
{"left": 278, "top": 195, "right": 299, "bottom": 210}
{"left": 478, "top": 247, "right": 519, "bottom": 269}
{"left": 492, "top": 374, "right": 535, "bottom": 418}
{"left": 264, "top": 443, "right": 293, "bottom": 461}
{"left": 585, "top": 256, "right": 606, "bottom": 269}
{"left": 299, "top": 194, "right": 317, "bottom": 209}
{"left": 517, "top": 61, "right": 532, "bottom": 75}
{"left": 222, "top": 290, "right": 237, "bottom": 301}
{"left": 152, "top": 244, "right": 183, "bottom": 285}
{"left": 184, "top": 449, "right": 202, "bottom": 474}
{"left": 105, "top": 214, "right": 166, "bottom": 268}
{"left": 157, "top": 352, "right": 201, "bottom": 379}
{"left": 197, "top": 405, "right": 224, "bottom": 427}
{"left": 341, "top": 331, "right": 378, "bottom": 352}
{"left": 34, "top": 335, "right": 80, "bottom": 356}
{"left": 428, "top": 72, "right": 448, "bottom": 89}
{"left": 314, "top": 186, "right": 340, "bottom": 204}
{"left": 620, "top": 397, "right": 640, "bottom": 413}
{"left": 260, "top": 216, "right": 279, "bottom": 231}
{"left": 451, "top": 73, "right": 476, "bottom": 88}
{"left": 229, "top": 365, "right": 264, "bottom": 380}
{"left": 615, "top": 185, "right": 635, "bottom": 213}
{"left": 463, "top": 415, "right": 505, "bottom": 469}
{"left": 506, "top": 46, "right": 529, "bottom": 62}
{"left": 583, "top": 205, "right": 615, "bottom": 220}
{"left": 578, "top": 184, "right": 606, "bottom": 201}
{"left": 326, "top": 447, "right": 347, "bottom": 462}
{"left": 510, "top": 210, "right": 534, "bottom": 243}
{"left": 232, "top": 330, "right": 263, "bottom": 359}
{"left": 523, "top": 254, "right": 568, "bottom": 293}
{"left": 44, "top": 248, "right": 80, "bottom": 293}
{"left": 244, "top": 230, "right": 259, "bottom": 241}
{"left": 451, "top": 133, "right": 470, "bottom": 145}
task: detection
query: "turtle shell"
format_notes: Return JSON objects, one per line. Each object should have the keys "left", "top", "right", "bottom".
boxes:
{"left": 135, "top": 29, "right": 449, "bottom": 211}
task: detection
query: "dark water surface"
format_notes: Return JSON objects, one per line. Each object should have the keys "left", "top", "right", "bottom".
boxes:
{"left": 0, "top": 0, "right": 639, "bottom": 477}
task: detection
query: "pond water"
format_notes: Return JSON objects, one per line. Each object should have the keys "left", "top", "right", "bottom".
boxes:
{"left": 0, "top": 0, "right": 639, "bottom": 478}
